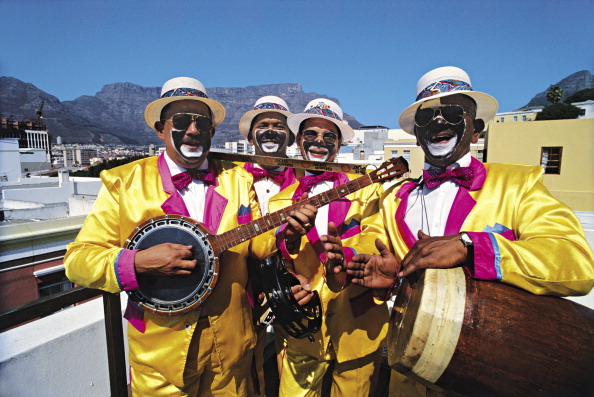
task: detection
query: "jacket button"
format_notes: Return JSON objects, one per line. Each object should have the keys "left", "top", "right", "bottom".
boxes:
{"left": 185, "top": 322, "right": 192, "bottom": 330}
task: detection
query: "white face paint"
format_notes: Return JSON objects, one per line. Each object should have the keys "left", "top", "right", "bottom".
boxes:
{"left": 426, "top": 134, "right": 458, "bottom": 157}
{"left": 171, "top": 130, "right": 204, "bottom": 158}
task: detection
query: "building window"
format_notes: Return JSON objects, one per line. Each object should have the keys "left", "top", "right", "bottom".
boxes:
{"left": 540, "top": 147, "right": 562, "bottom": 174}
{"left": 477, "top": 149, "right": 485, "bottom": 162}
{"left": 403, "top": 150, "right": 411, "bottom": 162}
{"left": 38, "top": 276, "right": 73, "bottom": 298}
{"left": 391, "top": 150, "right": 398, "bottom": 158}
{"left": 522, "top": 115, "right": 527, "bottom": 121}
{"left": 500, "top": 117, "right": 505, "bottom": 122}
{"left": 513, "top": 116, "right": 518, "bottom": 122}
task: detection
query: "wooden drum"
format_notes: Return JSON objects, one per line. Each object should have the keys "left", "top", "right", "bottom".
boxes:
{"left": 388, "top": 268, "right": 594, "bottom": 397}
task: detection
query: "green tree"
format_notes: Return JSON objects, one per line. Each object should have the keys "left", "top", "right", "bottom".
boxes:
{"left": 563, "top": 88, "right": 594, "bottom": 104}
{"left": 535, "top": 102, "right": 584, "bottom": 120}
{"left": 546, "top": 85, "right": 564, "bottom": 104}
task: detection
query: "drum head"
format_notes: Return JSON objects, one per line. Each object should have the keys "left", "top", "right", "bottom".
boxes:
{"left": 126, "top": 216, "right": 218, "bottom": 314}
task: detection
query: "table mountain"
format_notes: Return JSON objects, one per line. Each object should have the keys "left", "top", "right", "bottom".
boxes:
{"left": 521, "top": 70, "right": 594, "bottom": 109}
{"left": 0, "top": 77, "right": 362, "bottom": 145}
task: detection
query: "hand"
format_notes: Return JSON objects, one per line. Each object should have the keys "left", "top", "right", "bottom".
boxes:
{"left": 346, "top": 238, "right": 400, "bottom": 290}
{"left": 284, "top": 193, "right": 317, "bottom": 253}
{"left": 290, "top": 273, "right": 314, "bottom": 307}
{"left": 320, "top": 222, "right": 348, "bottom": 291}
{"left": 398, "top": 230, "right": 468, "bottom": 278}
{"left": 134, "top": 243, "right": 196, "bottom": 276}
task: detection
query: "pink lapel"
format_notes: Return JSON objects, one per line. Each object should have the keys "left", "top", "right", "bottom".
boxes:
{"left": 202, "top": 183, "right": 227, "bottom": 234}
{"left": 328, "top": 173, "right": 352, "bottom": 229}
{"left": 281, "top": 167, "right": 297, "bottom": 190}
{"left": 394, "top": 181, "right": 418, "bottom": 248}
{"left": 444, "top": 157, "right": 486, "bottom": 234}
{"left": 158, "top": 153, "right": 191, "bottom": 217}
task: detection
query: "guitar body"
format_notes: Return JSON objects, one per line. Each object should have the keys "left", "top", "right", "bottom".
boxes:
{"left": 259, "top": 251, "right": 322, "bottom": 341}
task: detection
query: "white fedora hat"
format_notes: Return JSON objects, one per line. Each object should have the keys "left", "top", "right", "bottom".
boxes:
{"left": 144, "top": 77, "right": 226, "bottom": 129}
{"left": 238, "top": 96, "right": 292, "bottom": 139}
{"left": 398, "top": 66, "right": 498, "bottom": 134}
{"left": 288, "top": 98, "right": 354, "bottom": 141}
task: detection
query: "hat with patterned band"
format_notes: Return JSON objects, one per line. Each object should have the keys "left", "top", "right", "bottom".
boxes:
{"left": 144, "top": 77, "right": 226, "bottom": 129}
{"left": 288, "top": 98, "right": 354, "bottom": 141}
{"left": 238, "top": 96, "right": 293, "bottom": 139}
{"left": 398, "top": 66, "right": 498, "bottom": 134}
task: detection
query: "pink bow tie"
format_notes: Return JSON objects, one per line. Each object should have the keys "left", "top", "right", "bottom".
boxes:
{"left": 171, "top": 168, "right": 216, "bottom": 191}
{"left": 292, "top": 171, "right": 338, "bottom": 199}
{"left": 248, "top": 167, "right": 285, "bottom": 185}
{"left": 423, "top": 167, "right": 474, "bottom": 190}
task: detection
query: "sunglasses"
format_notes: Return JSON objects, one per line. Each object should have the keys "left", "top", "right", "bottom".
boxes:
{"left": 414, "top": 104, "right": 475, "bottom": 128}
{"left": 302, "top": 129, "right": 338, "bottom": 144}
{"left": 166, "top": 113, "right": 213, "bottom": 132}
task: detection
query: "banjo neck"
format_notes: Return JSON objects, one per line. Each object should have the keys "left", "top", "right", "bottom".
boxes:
{"left": 209, "top": 157, "right": 408, "bottom": 256}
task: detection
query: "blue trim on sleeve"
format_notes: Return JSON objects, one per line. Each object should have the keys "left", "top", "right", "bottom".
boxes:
{"left": 114, "top": 249, "right": 124, "bottom": 290}
{"left": 487, "top": 233, "right": 503, "bottom": 280}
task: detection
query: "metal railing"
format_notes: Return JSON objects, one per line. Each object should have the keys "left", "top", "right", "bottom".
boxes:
{"left": 0, "top": 287, "right": 128, "bottom": 397}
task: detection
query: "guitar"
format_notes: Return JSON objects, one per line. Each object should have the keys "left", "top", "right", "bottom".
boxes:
{"left": 125, "top": 157, "right": 409, "bottom": 319}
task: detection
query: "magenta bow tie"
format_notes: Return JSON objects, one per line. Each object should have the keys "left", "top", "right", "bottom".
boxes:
{"left": 171, "top": 168, "right": 216, "bottom": 191}
{"left": 423, "top": 167, "right": 474, "bottom": 190}
{"left": 248, "top": 167, "right": 285, "bottom": 185}
{"left": 292, "top": 171, "right": 338, "bottom": 199}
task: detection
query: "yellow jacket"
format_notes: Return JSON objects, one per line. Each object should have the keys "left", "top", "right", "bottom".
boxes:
{"left": 269, "top": 170, "right": 389, "bottom": 362}
{"left": 382, "top": 158, "right": 594, "bottom": 296}
{"left": 65, "top": 154, "right": 270, "bottom": 387}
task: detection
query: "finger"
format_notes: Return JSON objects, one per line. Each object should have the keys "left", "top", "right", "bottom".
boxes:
{"left": 418, "top": 230, "right": 430, "bottom": 240}
{"left": 375, "top": 238, "right": 389, "bottom": 255}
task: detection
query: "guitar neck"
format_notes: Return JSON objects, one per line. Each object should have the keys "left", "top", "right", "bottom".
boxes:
{"left": 210, "top": 173, "right": 373, "bottom": 255}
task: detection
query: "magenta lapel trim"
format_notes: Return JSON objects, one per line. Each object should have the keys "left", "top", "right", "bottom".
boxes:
{"left": 202, "top": 186, "right": 227, "bottom": 234}
{"left": 328, "top": 173, "right": 352, "bottom": 230}
{"left": 158, "top": 153, "right": 191, "bottom": 217}
{"left": 394, "top": 181, "right": 418, "bottom": 249}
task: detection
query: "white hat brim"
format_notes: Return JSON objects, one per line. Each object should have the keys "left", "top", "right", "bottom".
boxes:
{"left": 288, "top": 113, "right": 355, "bottom": 142}
{"left": 398, "top": 91, "right": 498, "bottom": 134}
{"left": 144, "top": 96, "right": 226, "bottom": 130}
{"left": 238, "top": 109, "right": 293, "bottom": 139}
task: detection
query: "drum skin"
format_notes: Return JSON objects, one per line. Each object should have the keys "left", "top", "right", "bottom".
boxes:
{"left": 125, "top": 215, "right": 219, "bottom": 315}
{"left": 389, "top": 268, "right": 594, "bottom": 397}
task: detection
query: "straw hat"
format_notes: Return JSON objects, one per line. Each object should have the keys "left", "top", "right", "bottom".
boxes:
{"left": 238, "top": 96, "right": 292, "bottom": 139}
{"left": 288, "top": 98, "right": 354, "bottom": 141}
{"left": 398, "top": 66, "right": 498, "bottom": 134}
{"left": 144, "top": 77, "right": 226, "bottom": 129}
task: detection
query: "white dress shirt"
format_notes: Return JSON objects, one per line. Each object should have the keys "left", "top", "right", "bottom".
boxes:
{"left": 404, "top": 152, "right": 472, "bottom": 237}
{"left": 305, "top": 171, "right": 335, "bottom": 237}
{"left": 252, "top": 165, "right": 284, "bottom": 215}
{"left": 164, "top": 152, "right": 209, "bottom": 223}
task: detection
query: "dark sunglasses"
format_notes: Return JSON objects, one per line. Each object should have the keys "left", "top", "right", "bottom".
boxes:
{"left": 302, "top": 129, "right": 338, "bottom": 144}
{"left": 414, "top": 104, "right": 474, "bottom": 128}
{"left": 166, "top": 113, "right": 213, "bottom": 132}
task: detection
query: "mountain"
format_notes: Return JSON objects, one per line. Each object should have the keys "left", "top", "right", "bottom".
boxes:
{"left": 521, "top": 70, "right": 594, "bottom": 109}
{"left": 0, "top": 77, "right": 363, "bottom": 146}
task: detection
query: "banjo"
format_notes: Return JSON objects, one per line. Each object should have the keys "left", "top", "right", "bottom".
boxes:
{"left": 125, "top": 157, "right": 409, "bottom": 316}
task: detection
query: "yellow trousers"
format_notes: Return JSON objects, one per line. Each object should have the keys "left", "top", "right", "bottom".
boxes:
{"left": 278, "top": 343, "right": 382, "bottom": 397}
{"left": 131, "top": 318, "right": 254, "bottom": 396}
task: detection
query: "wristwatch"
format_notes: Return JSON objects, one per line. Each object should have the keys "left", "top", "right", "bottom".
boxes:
{"left": 460, "top": 232, "right": 473, "bottom": 247}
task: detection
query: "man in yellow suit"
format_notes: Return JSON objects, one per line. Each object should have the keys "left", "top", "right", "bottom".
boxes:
{"left": 65, "top": 77, "right": 277, "bottom": 396}
{"left": 271, "top": 98, "right": 390, "bottom": 396}
{"left": 346, "top": 66, "right": 594, "bottom": 396}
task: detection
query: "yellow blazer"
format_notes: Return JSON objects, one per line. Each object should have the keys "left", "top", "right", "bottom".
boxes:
{"left": 65, "top": 154, "right": 270, "bottom": 387}
{"left": 269, "top": 170, "right": 389, "bottom": 363}
{"left": 382, "top": 158, "right": 594, "bottom": 296}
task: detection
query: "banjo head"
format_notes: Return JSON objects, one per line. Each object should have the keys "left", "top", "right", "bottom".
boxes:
{"left": 125, "top": 215, "right": 219, "bottom": 315}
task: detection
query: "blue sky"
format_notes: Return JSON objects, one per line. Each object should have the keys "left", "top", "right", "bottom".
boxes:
{"left": 1, "top": 0, "right": 593, "bottom": 129}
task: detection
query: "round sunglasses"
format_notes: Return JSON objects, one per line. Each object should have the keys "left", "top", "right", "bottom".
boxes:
{"left": 166, "top": 113, "right": 213, "bottom": 132}
{"left": 414, "top": 104, "right": 474, "bottom": 128}
{"left": 301, "top": 129, "right": 338, "bottom": 144}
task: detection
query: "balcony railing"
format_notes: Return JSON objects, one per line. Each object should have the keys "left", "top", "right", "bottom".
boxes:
{"left": 0, "top": 287, "right": 128, "bottom": 397}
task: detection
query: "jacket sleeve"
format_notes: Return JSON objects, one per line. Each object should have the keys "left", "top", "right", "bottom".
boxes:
{"left": 64, "top": 172, "right": 138, "bottom": 293}
{"left": 466, "top": 168, "right": 594, "bottom": 296}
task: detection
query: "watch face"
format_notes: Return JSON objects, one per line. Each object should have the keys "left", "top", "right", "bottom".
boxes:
{"left": 460, "top": 233, "right": 473, "bottom": 246}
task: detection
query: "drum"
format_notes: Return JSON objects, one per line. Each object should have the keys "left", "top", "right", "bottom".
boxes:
{"left": 125, "top": 215, "right": 219, "bottom": 315}
{"left": 388, "top": 268, "right": 594, "bottom": 397}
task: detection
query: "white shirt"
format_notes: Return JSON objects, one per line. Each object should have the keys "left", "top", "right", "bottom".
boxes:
{"left": 252, "top": 165, "right": 284, "bottom": 215}
{"left": 164, "top": 152, "right": 209, "bottom": 223}
{"left": 404, "top": 152, "right": 472, "bottom": 237}
{"left": 305, "top": 171, "right": 335, "bottom": 237}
